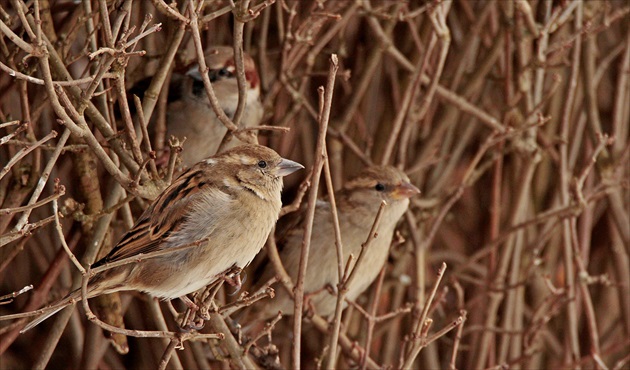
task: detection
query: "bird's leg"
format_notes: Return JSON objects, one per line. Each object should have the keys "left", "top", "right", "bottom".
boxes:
{"left": 177, "top": 295, "right": 205, "bottom": 331}
{"left": 324, "top": 282, "right": 337, "bottom": 296}
{"left": 218, "top": 266, "right": 244, "bottom": 295}
{"left": 198, "top": 281, "right": 224, "bottom": 319}
{"left": 304, "top": 297, "right": 317, "bottom": 318}
{"left": 180, "top": 267, "right": 245, "bottom": 330}
{"left": 180, "top": 295, "right": 199, "bottom": 311}
{"left": 180, "top": 316, "right": 205, "bottom": 332}
{"left": 227, "top": 274, "right": 242, "bottom": 289}
{"left": 302, "top": 285, "right": 332, "bottom": 318}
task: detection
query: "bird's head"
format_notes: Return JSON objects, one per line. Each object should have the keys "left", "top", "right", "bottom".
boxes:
{"left": 210, "top": 145, "right": 303, "bottom": 201}
{"left": 342, "top": 165, "right": 420, "bottom": 216}
{"left": 186, "top": 46, "right": 260, "bottom": 113}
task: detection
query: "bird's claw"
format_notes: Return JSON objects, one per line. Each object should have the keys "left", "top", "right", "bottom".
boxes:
{"left": 219, "top": 267, "right": 245, "bottom": 295}
{"left": 179, "top": 317, "right": 205, "bottom": 332}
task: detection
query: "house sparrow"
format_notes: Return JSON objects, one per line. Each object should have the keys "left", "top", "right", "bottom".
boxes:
{"left": 22, "top": 145, "right": 303, "bottom": 332}
{"left": 250, "top": 166, "right": 420, "bottom": 320}
{"left": 166, "top": 46, "right": 263, "bottom": 167}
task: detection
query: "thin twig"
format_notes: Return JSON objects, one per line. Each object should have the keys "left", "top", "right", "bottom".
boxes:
{"left": 51, "top": 196, "right": 85, "bottom": 274}
{"left": 327, "top": 200, "right": 387, "bottom": 369}
{"left": 0, "top": 131, "right": 57, "bottom": 181}
{"left": 401, "top": 262, "right": 449, "bottom": 368}
{"left": 292, "top": 54, "right": 338, "bottom": 370}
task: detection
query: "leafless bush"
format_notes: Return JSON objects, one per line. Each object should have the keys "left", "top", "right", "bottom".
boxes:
{"left": 1, "top": 0, "right": 628, "bottom": 369}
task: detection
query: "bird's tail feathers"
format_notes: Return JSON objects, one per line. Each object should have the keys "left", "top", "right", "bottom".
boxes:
{"left": 20, "top": 304, "right": 69, "bottom": 333}
{"left": 20, "top": 289, "right": 83, "bottom": 333}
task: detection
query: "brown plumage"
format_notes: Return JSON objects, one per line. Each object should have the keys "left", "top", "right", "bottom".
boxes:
{"left": 166, "top": 46, "right": 263, "bottom": 167}
{"left": 247, "top": 165, "right": 419, "bottom": 321}
{"left": 22, "top": 145, "right": 302, "bottom": 332}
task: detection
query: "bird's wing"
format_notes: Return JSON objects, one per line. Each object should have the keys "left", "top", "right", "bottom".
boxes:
{"left": 93, "top": 168, "right": 217, "bottom": 267}
{"left": 275, "top": 199, "right": 330, "bottom": 251}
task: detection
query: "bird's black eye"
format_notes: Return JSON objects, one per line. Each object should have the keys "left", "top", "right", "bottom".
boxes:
{"left": 375, "top": 183, "right": 385, "bottom": 191}
{"left": 208, "top": 68, "right": 233, "bottom": 82}
{"left": 258, "top": 160, "right": 267, "bottom": 168}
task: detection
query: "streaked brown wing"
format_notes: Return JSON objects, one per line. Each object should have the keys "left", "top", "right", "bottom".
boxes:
{"left": 274, "top": 200, "right": 331, "bottom": 252}
{"left": 93, "top": 168, "right": 206, "bottom": 267}
{"left": 274, "top": 206, "right": 306, "bottom": 252}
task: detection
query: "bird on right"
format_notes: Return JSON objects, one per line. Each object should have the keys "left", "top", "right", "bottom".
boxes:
{"left": 250, "top": 165, "right": 420, "bottom": 321}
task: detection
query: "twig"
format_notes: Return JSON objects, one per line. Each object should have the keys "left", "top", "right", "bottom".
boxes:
{"left": 555, "top": 2, "right": 583, "bottom": 364}
{"left": 151, "top": 0, "right": 190, "bottom": 23}
{"left": 0, "top": 215, "right": 56, "bottom": 248}
{"left": 265, "top": 231, "right": 295, "bottom": 297}
{"left": 327, "top": 200, "right": 387, "bottom": 369}
{"left": 78, "top": 266, "right": 222, "bottom": 339}
{"left": 0, "top": 122, "right": 28, "bottom": 146}
{"left": 279, "top": 172, "right": 311, "bottom": 217}
{"left": 382, "top": 0, "right": 451, "bottom": 165}
{"left": 0, "top": 285, "right": 33, "bottom": 304}
{"left": 319, "top": 85, "right": 345, "bottom": 369}
{"left": 158, "top": 337, "right": 182, "bottom": 370}
{"left": 402, "top": 263, "right": 455, "bottom": 368}
{"left": 0, "top": 61, "right": 117, "bottom": 86}
{"left": 165, "top": 136, "right": 183, "bottom": 184}
{"left": 0, "top": 130, "right": 57, "bottom": 181}
{"left": 449, "top": 281, "right": 466, "bottom": 370}
{"left": 139, "top": 22, "right": 186, "bottom": 130}
{"left": 51, "top": 195, "right": 85, "bottom": 274}
{"left": 310, "top": 313, "right": 380, "bottom": 369}
{"left": 219, "top": 283, "right": 277, "bottom": 316}
{"left": 0, "top": 186, "right": 65, "bottom": 215}
{"left": 359, "top": 267, "right": 386, "bottom": 370}
{"left": 244, "top": 311, "right": 283, "bottom": 353}
{"left": 133, "top": 95, "right": 159, "bottom": 179}
{"left": 200, "top": 5, "right": 233, "bottom": 24}
{"left": 0, "top": 120, "right": 22, "bottom": 129}
{"left": 187, "top": 1, "right": 248, "bottom": 144}
{"left": 230, "top": 0, "right": 250, "bottom": 127}
{"left": 208, "top": 312, "right": 257, "bottom": 369}
{"left": 293, "top": 54, "right": 338, "bottom": 370}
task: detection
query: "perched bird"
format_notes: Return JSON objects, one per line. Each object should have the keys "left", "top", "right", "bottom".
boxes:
{"left": 250, "top": 166, "right": 420, "bottom": 320}
{"left": 22, "top": 145, "right": 303, "bottom": 332}
{"left": 165, "top": 46, "right": 263, "bottom": 167}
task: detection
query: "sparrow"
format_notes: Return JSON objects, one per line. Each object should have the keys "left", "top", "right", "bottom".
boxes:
{"left": 165, "top": 46, "right": 263, "bottom": 167}
{"left": 250, "top": 166, "right": 420, "bottom": 320}
{"left": 22, "top": 145, "right": 303, "bottom": 332}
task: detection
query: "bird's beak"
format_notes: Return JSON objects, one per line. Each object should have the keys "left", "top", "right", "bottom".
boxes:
{"left": 277, "top": 158, "right": 304, "bottom": 177}
{"left": 391, "top": 182, "right": 421, "bottom": 200}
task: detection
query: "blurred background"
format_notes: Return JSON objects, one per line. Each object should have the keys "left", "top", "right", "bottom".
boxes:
{"left": 0, "top": 0, "right": 628, "bottom": 369}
